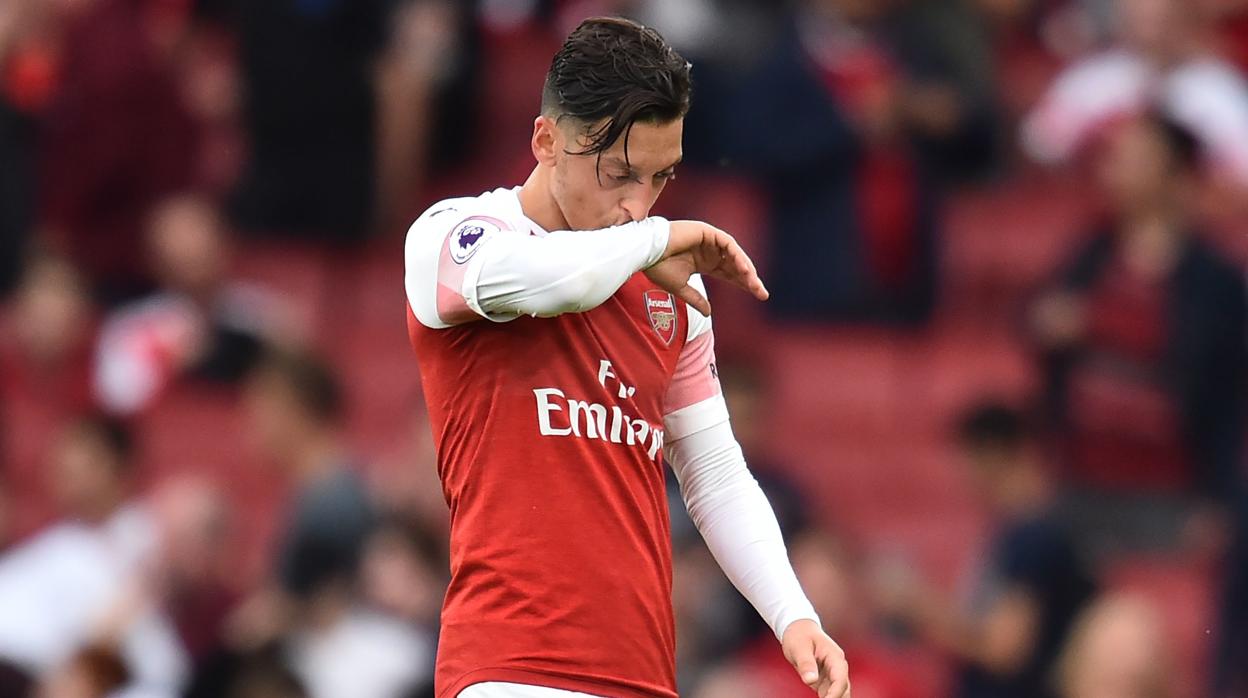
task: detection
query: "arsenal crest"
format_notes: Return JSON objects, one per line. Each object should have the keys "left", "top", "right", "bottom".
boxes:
{"left": 644, "top": 290, "right": 678, "bottom": 345}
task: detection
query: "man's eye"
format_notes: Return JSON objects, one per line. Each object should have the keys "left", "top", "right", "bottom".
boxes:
{"left": 611, "top": 174, "right": 634, "bottom": 184}
{"left": 655, "top": 171, "right": 675, "bottom": 182}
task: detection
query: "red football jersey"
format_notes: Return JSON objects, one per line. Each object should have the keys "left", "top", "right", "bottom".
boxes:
{"left": 404, "top": 188, "right": 720, "bottom": 698}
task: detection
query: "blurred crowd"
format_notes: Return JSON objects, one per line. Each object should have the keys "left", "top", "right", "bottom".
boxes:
{"left": 1, "top": 0, "right": 1247, "bottom": 697}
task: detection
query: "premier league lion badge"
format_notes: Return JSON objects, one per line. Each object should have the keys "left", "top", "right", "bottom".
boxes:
{"left": 449, "top": 221, "right": 494, "bottom": 264}
{"left": 644, "top": 290, "right": 678, "bottom": 345}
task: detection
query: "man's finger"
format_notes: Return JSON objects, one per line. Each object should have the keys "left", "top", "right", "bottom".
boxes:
{"left": 818, "top": 650, "right": 849, "bottom": 697}
{"left": 721, "top": 244, "right": 768, "bottom": 301}
{"left": 707, "top": 257, "right": 768, "bottom": 301}
{"left": 675, "top": 284, "right": 711, "bottom": 317}
{"left": 788, "top": 644, "right": 820, "bottom": 687}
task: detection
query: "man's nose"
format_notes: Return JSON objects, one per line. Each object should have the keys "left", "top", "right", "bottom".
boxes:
{"left": 620, "top": 186, "right": 656, "bottom": 223}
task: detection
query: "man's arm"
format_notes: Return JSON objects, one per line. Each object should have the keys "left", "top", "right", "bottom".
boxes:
{"left": 404, "top": 210, "right": 766, "bottom": 329}
{"left": 662, "top": 296, "right": 849, "bottom": 697}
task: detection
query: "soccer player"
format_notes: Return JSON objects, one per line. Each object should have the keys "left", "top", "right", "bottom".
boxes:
{"left": 404, "top": 17, "right": 850, "bottom": 698}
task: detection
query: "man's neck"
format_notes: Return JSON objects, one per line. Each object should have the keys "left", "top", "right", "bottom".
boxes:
{"left": 518, "top": 166, "right": 570, "bottom": 232}
{"left": 997, "top": 466, "right": 1051, "bottom": 520}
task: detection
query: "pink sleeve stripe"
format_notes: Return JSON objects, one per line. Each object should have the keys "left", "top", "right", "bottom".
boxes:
{"left": 434, "top": 215, "right": 512, "bottom": 324}
{"left": 663, "top": 331, "right": 721, "bottom": 415}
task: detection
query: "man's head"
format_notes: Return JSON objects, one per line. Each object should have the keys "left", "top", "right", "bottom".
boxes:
{"left": 1095, "top": 111, "right": 1201, "bottom": 217}
{"left": 244, "top": 349, "right": 344, "bottom": 468}
{"left": 146, "top": 194, "right": 229, "bottom": 298}
{"left": 533, "top": 17, "right": 691, "bottom": 230}
{"left": 13, "top": 253, "right": 90, "bottom": 365}
{"left": 955, "top": 401, "right": 1047, "bottom": 512}
{"left": 1115, "top": 0, "right": 1201, "bottom": 59}
{"left": 49, "top": 415, "right": 135, "bottom": 523}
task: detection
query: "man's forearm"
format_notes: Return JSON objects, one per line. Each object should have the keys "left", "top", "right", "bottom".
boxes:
{"left": 466, "top": 218, "right": 669, "bottom": 318}
{"left": 667, "top": 419, "right": 819, "bottom": 639}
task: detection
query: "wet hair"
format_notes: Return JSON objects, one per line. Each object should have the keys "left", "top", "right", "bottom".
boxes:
{"left": 956, "top": 402, "right": 1030, "bottom": 453}
{"left": 253, "top": 348, "right": 345, "bottom": 425}
{"left": 541, "top": 17, "right": 691, "bottom": 165}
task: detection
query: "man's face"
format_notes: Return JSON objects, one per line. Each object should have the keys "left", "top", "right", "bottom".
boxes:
{"left": 1095, "top": 119, "right": 1181, "bottom": 215}
{"left": 549, "top": 118, "right": 683, "bottom": 230}
{"left": 243, "top": 372, "right": 303, "bottom": 466}
{"left": 49, "top": 426, "right": 124, "bottom": 520}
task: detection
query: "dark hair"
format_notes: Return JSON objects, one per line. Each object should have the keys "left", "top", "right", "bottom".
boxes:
{"left": 1143, "top": 109, "right": 1202, "bottom": 174}
{"left": 72, "top": 414, "right": 135, "bottom": 470}
{"left": 69, "top": 644, "right": 131, "bottom": 694}
{"left": 254, "top": 348, "right": 345, "bottom": 424}
{"left": 956, "top": 402, "right": 1030, "bottom": 452}
{"left": 542, "top": 17, "right": 691, "bottom": 163}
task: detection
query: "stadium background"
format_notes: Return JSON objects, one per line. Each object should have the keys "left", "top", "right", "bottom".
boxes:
{"left": 1, "top": 0, "right": 1247, "bottom": 696}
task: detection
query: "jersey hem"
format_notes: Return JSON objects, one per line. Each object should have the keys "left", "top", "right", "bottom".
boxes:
{"left": 441, "top": 667, "right": 677, "bottom": 698}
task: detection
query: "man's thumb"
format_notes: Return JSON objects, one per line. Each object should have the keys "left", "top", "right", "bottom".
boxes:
{"left": 790, "top": 645, "right": 819, "bottom": 686}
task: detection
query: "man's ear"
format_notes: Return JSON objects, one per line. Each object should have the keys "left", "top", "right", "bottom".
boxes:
{"left": 532, "top": 115, "right": 560, "bottom": 167}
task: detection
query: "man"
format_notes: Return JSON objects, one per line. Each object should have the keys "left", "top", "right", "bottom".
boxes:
{"left": 877, "top": 403, "right": 1098, "bottom": 698}
{"left": 404, "top": 17, "right": 848, "bottom": 698}
{"left": 234, "top": 349, "right": 377, "bottom": 641}
{"left": 1029, "top": 112, "right": 1246, "bottom": 555}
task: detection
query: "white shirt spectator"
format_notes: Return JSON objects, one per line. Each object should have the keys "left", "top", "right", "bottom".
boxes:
{"left": 287, "top": 607, "right": 433, "bottom": 698}
{"left": 0, "top": 504, "right": 188, "bottom": 695}
{"left": 1022, "top": 49, "right": 1248, "bottom": 184}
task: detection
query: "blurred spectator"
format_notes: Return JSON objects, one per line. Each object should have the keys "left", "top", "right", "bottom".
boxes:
{"left": 202, "top": 0, "right": 480, "bottom": 242}
{"left": 93, "top": 194, "right": 287, "bottom": 416}
{"left": 232, "top": 349, "right": 376, "bottom": 641}
{"left": 36, "top": 0, "right": 196, "bottom": 302}
{"left": 223, "top": 649, "right": 308, "bottom": 698}
{"left": 1022, "top": 0, "right": 1248, "bottom": 189}
{"left": 147, "top": 478, "right": 237, "bottom": 668}
{"left": 696, "top": 530, "right": 923, "bottom": 698}
{"left": 0, "top": 0, "right": 40, "bottom": 297}
{"left": 0, "top": 415, "right": 188, "bottom": 696}
{"left": 360, "top": 515, "right": 444, "bottom": 636}
{"left": 1029, "top": 113, "right": 1246, "bottom": 554}
{"left": 186, "top": 644, "right": 308, "bottom": 698}
{"left": 246, "top": 349, "right": 375, "bottom": 602}
{"left": 687, "top": 0, "right": 1001, "bottom": 323}
{"left": 284, "top": 603, "right": 430, "bottom": 698}
{"left": 878, "top": 0, "right": 1003, "bottom": 181}
{"left": 0, "top": 254, "right": 96, "bottom": 537}
{"left": 876, "top": 403, "right": 1097, "bottom": 698}
{"left": 232, "top": 350, "right": 427, "bottom": 698}
{"left": 356, "top": 514, "right": 445, "bottom": 695}
{"left": 1212, "top": 488, "right": 1248, "bottom": 698}
{"left": 1054, "top": 594, "right": 1173, "bottom": 698}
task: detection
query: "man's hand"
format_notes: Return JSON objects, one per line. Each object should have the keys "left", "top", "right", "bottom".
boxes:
{"left": 782, "top": 619, "right": 850, "bottom": 698}
{"left": 644, "top": 221, "right": 768, "bottom": 316}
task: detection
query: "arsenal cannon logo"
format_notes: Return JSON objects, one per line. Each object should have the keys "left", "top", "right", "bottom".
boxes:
{"left": 643, "top": 290, "right": 678, "bottom": 345}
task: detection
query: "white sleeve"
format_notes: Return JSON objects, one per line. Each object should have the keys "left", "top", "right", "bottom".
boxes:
{"left": 404, "top": 209, "right": 670, "bottom": 329}
{"left": 664, "top": 410, "right": 820, "bottom": 641}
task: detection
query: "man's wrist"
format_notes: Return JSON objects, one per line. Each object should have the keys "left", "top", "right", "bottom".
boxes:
{"left": 643, "top": 216, "right": 671, "bottom": 267}
{"left": 778, "top": 610, "right": 823, "bottom": 641}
